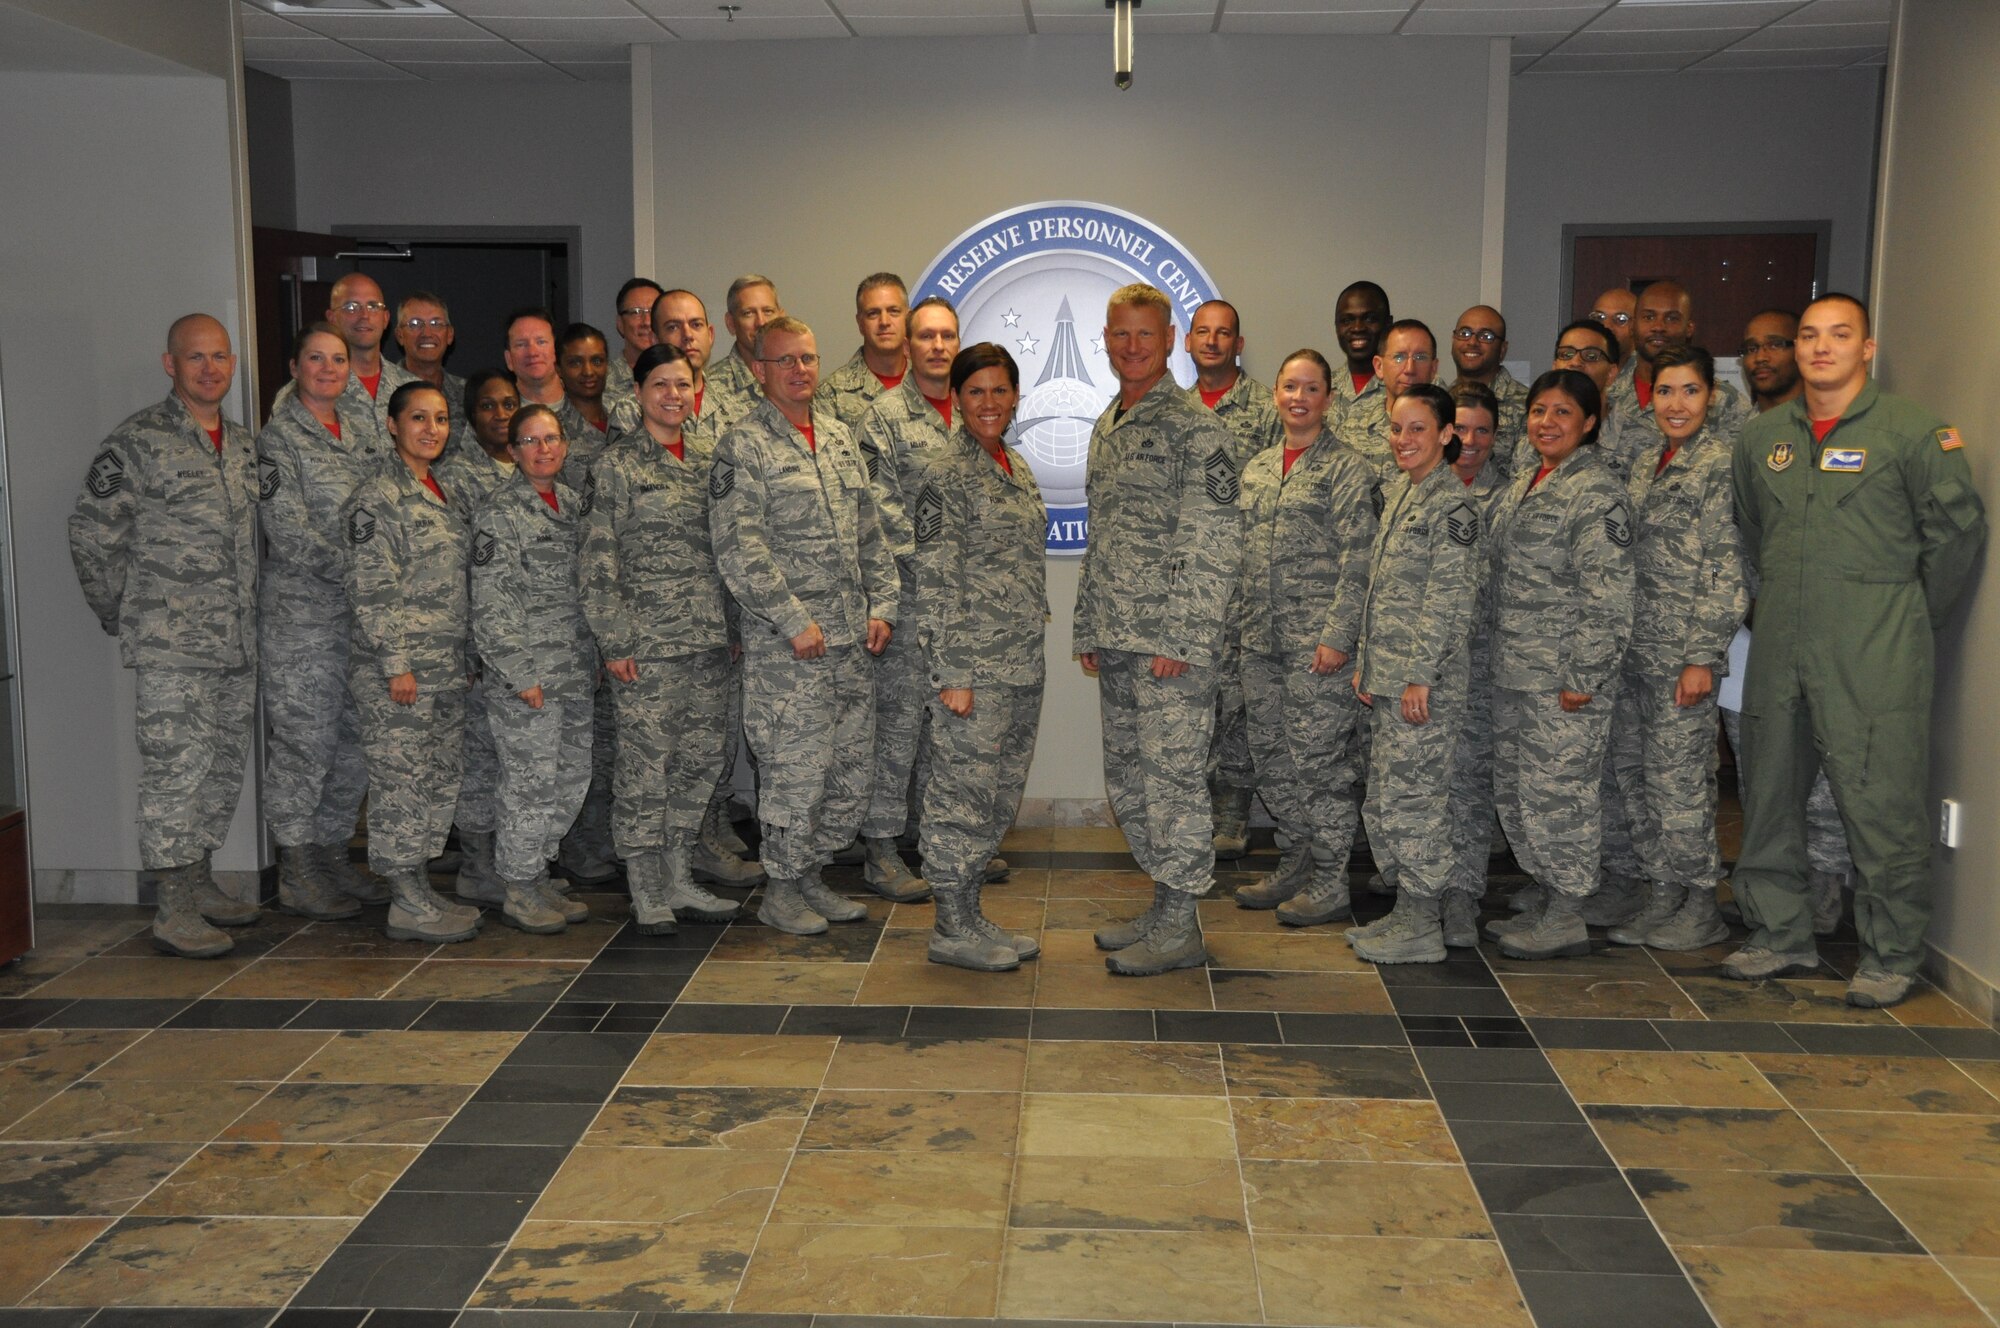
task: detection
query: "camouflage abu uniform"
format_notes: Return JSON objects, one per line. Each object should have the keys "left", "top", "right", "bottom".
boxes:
{"left": 1356, "top": 463, "right": 1483, "bottom": 899}
{"left": 710, "top": 398, "right": 898, "bottom": 880}
{"left": 1444, "top": 456, "right": 1510, "bottom": 896}
{"left": 1190, "top": 372, "right": 1283, "bottom": 822}
{"left": 604, "top": 356, "right": 637, "bottom": 420}
{"left": 1074, "top": 376, "right": 1245, "bottom": 894}
{"left": 1602, "top": 372, "right": 1751, "bottom": 483}
{"left": 255, "top": 389, "right": 379, "bottom": 852}
{"left": 1488, "top": 447, "right": 1636, "bottom": 897}
{"left": 814, "top": 351, "right": 900, "bottom": 434}
{"left": 68, "top": 394, "right": 259, "bottom": 870}
{"left": 470, "top": 469, "right": 598, "bottom": 882}
{"left": 853, "top": 380, "right": 956, "bottom": 842}
{"left": 435, "top": 447, "right": 515, "bottom": 840}
{"left": 275, "top": 358, "right": 417, "bottom": 456}
{"left": 913, "top": 430, "right": 1050, "bottom": 891}
{"left": 1236, "top": 426, "right": 1375, "bottom": 870}
{"left": 1331, "top": 372, "right": 1396, "bottom": 489}
{"left": 582, "top": 422, "right": 734, "bottom": 856}
{"left": 703, "top": 350, "right": 764, "bottom": 431}
{"left": 344, "top": 461, "right": 471, "bottom": 872}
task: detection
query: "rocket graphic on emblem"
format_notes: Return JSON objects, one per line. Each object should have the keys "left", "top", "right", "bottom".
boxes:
{"left": 1013, "top": 296, "right": 1102, "bottom": 508}
{"left": 1036, "top": 296, "right": 1095, "bottom": 388}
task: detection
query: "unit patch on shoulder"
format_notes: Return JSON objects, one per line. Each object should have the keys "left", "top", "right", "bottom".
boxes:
{"left": 914, "top": 482, "right": 945, "bottom": 545}
{"left": 1939, "top": 427, "right": 1964, "bottom": 452}
{"left": 347, "top": 508, "right": 376, "bottom": 546}
{"left": 1203, "top": 447, "right": 1239, "bottom": 504}
{"left": 1603, "top": 500, "right": 1633, "bottom": 548}
{"left": 1819, "top": 448, "right": 1866, "bottom": 473}
{"left": 85, "top": 449, "right": 125, "bottom": 499}
{"left": 709, "top": 460, "right": 734, "bottom": 499}
{"left": 1768, "top": 441, "right": 1795, "bottom": 473}
{"left": 257, "top": 456, "right": 280, "bottom": 500}
{"left": 1445, "top": 501, "right": 1478, "bottom": 547}
{"left": 471, "top": 530, "right": 497, "bottom": 566}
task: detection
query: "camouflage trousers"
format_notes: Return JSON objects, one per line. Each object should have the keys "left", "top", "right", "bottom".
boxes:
{"left": 1206, "top": 635, "right": 1256, "bottom": 794}
{"left": 352, "top": 674, "right": 465, "bottom": 871}
{"left": 1721, "top": 705, "right": 1851, "bottom": 876}
{"left": 489, "top": 684, "right": 595, "bottom": 882}
{"left": 1445, "top": 635, "right": 1498, "bottom": 897}
{"left": 1493, "top": 685, "right": 1612, "bottom": 898}
{"left": 742, "top": 638, "right": 875, "bottom": 880}
{"left": 1610, "top": 672, "right": 1722, "bottom": 889}
{"left": 560, "top": 678, "right": 618, "bottom": 867}
{"left": 708, "top": 656, "right": 749, "bottom": 818}
{"left": 1240, "top": 651, "right": 1362, "bottom": 861}
{"left": 1097, "top": 650, "right": 1218, "bottom": 895}
{"left": 920, "top": 680, "right": 1042, "bottom": 890}
{"left": 1363, "top": 680, "right": 1464, "bottom": 900}
{"left": 133, "top": 663, "right": 256, "bottom": 871}
{"left": 261, "top": 610, "right": 367, "bottom": 848}
{"left": 454, "top": 672, "right": 499, "bottom": 834}
{"left": 609, "top": 647, "right": 732, "bottom": 856}
{"left": 860, "top": 606, "right": 932, "bottom": 840}
{"left": 1598, "top": 745, "right": 1644, "bottom": 882}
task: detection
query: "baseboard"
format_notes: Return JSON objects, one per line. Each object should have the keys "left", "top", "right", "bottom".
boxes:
{"left": 1924, "top": 943, "right": 1999, "bottom": 1027}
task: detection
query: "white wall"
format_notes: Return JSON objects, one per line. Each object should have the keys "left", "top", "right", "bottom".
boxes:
{"left": 0, "top": 68, "right": 257, "bottom": 894}
{"left": 1504, "top": 67, "right": 1882, "bottom": 365}
{"left": 645, "top": 33, "right": 1498, "bottom": 803}
{"left": 289, "top": 78, "right": 634, "bottom": 352}
{"left": 1871, "top": 0, "right": 2000, "bottom": 1010}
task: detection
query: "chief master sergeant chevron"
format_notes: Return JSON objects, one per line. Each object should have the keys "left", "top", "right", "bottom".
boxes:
{"left": 1727, "top": 293, "right": 1985, "bottom": 1009}
{"left": 1076, "top": 284, "right": 1245, "bottom": 978}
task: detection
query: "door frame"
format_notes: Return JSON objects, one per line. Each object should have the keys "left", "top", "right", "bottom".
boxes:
{"left": 1558, "top": 219, "right": 1835, "bottom": 324}
{"left": 333, "top": 223, "right": 584, "bottom": 324}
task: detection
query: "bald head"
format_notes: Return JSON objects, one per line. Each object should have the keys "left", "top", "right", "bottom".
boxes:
{"left": 1635, "top": 280, "right": 1695, "bottom": 370}
{"left": 1590, "top": 287, "right": 1637, "bottom": 358}
{"left": 1451, "top": 304, "right": 1508, "bottom": 380}
{"left": 327, "top": 272, "right": 389, "bottom": 355}
{"left": 166, "top": 312, "right": 228, "bottom": 356}
{"left": 161, "top": 313, "right": 237, "bottom": 415}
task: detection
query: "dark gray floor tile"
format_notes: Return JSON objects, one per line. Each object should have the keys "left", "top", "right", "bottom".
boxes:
{"left": 469, "top": 1063, "right": 626, "bottom": 1106}
{"left": 1920, "top": 1025, "right": 2000, "bottom": 1059}
{"left": 778, "top": 1004, "right": 909, "bottom": 1037}
{"left": 270, "top": 1310, "right": 369, "bottom": 1327}
{"left": 1514, "top": 1270, "right": 1716, "bottom": 1328}
{"left": 348, "top": 1188, "right": 533, "bottom": 1247}
{"left": 1469, "top": 1164, "right": 1646, "bottom": 1217}
{"left": 534, "top": 1016, "right": 603, "bottom": 1033}
{"left": 1530, "top": 1017, "right": 1672, "bottom": 1051}
{"left": 658, "top": 1003, "right": 786, "bottom": 1034}
{"left": 1032, "top": 1008, "right": 1154, "bottom": 1041}
{"left": 391, "top": 1144, "right": 570, "bottom": 1194}
{"left": 560, "top": 973, "right": 690, "bottom": 1004}
{"left": 412, "top": 1001, "right": 551, "bottom": 1033}
{"left": 1154, "top": 1010, "right": 1282, "bottom": 1044}
{"left": 1416, "top": 1045, "right": 1559, "bottom": 1083}
{"left": 1044, "top": 851, "right": 1140, "bottom": 870}
{"left": 163, "top": 998, "right": 309, "bottom": 1029}
{"left": 629, "top": 1314, "right": 810, "bottom": 1328}
{"left": 1400, "top": 1016, "right": 1464, "bottom": 1031}
{"left": 462, "top": 1312, "right": 640, "bottom": 1327}
{"left": 288, "top": 999, "right": 432, "bottom": 1030}
{"left": 1430, "top": 1080, "right": 1584, "bottom": 1123}
{"left": 364, "top": 1312, "right": 461, "bottom": 1328}
{"left": 0, "top": 1000, "right": 74, "bottom": 1030}
{"left": 38, "top": 998, "right": 189, "bottom": 1027}
{"left": 901, "top": 1006, "right": 1033, "bottom": 1039}
{"left": 501, "top": 1031, "right": 649, "bottom": 1069}
{"left": 436, "top": 1102, "right": 601, "bottom": 1147}
{"left": 1779, "top": 1022, "right": 1938, "bottom": 1056}
{"left": 1278, "top": 1012, "right": 1406, "bottom": 1046}
{"left": 1406, "top": 1028, "right": 1475, "bottom": 1047}
{"left": 581, "top": 948, "right": 707, "bottom": 976}
{"left": 1388, "top": 985, "right": 1518, "bottom": 1017}
{"left": 1449, "top": 1119, "right": 1616, "bottom": 1168}
{"left": 292, "top": 1242, "right": 498, "bottom": 1309}
{"left": 1472, "top": 1030, "right": 1541, "bottom": 1048}
{"left": 1652, "top": 1020, "right": 1802, "bottom": 1053}
{"left": 86, "top": 1313, "right": 276, "bottom": 1328}
{"left": 1374, "top": 960, "right": 1503, "bottom": 989}
{"left": 1463, "top": 1015, "right": 1530, "bottom": 1032}
{"left": 1493, "top": 1214, "right": 1682, "bottom": 1274}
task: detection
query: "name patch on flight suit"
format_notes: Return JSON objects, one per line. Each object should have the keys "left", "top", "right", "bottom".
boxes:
{"left": 1768, "top": 442, "right": 1795, "bottom": 473}
{"left": 1820, "top": 448, "right": 1866, "bottom": 473}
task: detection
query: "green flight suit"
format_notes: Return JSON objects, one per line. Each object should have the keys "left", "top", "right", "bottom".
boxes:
{"left": 1732, "top": 381, "right": 1986, "bottom": 974}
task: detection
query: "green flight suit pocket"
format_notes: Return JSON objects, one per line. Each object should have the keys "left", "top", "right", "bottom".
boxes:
{"left": 1928, "top": 477, "right": 1982, "bottom": 535}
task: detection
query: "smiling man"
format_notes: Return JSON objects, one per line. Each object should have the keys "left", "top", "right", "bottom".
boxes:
{"left": 816, "top": 273, "right": 911, "bottom": 432}
{"left": 1600, "top": 281, "right": 1750, "bottom": 479}
{"left": 394, "top": 291, "right": 462, "bottom": 413}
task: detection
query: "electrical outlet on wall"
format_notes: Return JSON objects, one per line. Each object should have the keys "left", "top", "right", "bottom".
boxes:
{"left": 1939, "top": 799, "right": 1962, "bottom": 849}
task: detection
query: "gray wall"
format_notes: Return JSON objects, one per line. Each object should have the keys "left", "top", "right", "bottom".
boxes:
{"left": 0, "top": 68, "right": 257, "bottom": 895}
{"left": 1871, "top": 0, "right": 2000, "bottom": 1007}
{"left": 244, "top": 67, "right": 296, "bottom": 229}
{"left": 644, "top": 33, "right": 1498, "bottom": 802}
{"left": 289, "top": 78, "right": 634, "bottom": 359}
{"left": 1503, "top": 67, "right": 1882, "bottom": 366}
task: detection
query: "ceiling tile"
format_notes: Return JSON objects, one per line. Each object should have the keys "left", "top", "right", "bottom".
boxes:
{"left": 245, "top": 57, "right": 416, "bottom": 79}
{"left": 1561, "top": 25, "right": 1751, "bottom": 52}
{"left": 839, "top": 0, "right": 1021, "bottom": 13}
{"left": 1218, "top": 11, "right": 1406, "bottom": 33}
{"left": 278, "top": 11, "right": 494, "bottom": 39}
{"left": 1223, "top": 0, "right": 1415, "bottom": 11}
{"left": 1729, "top": 19, "right": 1888, "bottom": 48}
{"left": 1527, "top": 49, "right": 1703, "bottom": 72}
{"left": 634, "top": 0, "right": 835, "bottom": 16}
{"left": 1782, "top": 0, "right": 1890, "bottom": 21}
{"left": 383, "top": 58, "right": 576, "bottom": 77}
{"left": 445, "top": 0, "right": 643, "bottom": 13}
{"left": 1587, "top": 2, "right": 1799, "bottom": 32}
{"left": 1403, "top": 7, "right": 1598, "bottom": 35}
{"left": 342, "top": 36, "right": 539, "bottom": 59}
{"left": 653, "top": 14, "right": 852, "bottom": 38}
{"left": 513, "top": 39, "right": 634, "bottom": 59}
{"left": 243, "top": 35, "right": 352, "bottom": 58}
{"left": 1034, "top": 13, "right": 1217, "bottom": 32}
{"left": 239, "top": 6, "right": 311, "bottom": 38}
{"left": 474, "top": 16, "right": 672, "bottom": 40}
{"left": 847, "top": 15, "right": 1033, "bottom": 34}
{"left": 1416, "top": 0, "right": 1600, "bottom": 8}
{"left": 1034, "top": 0, "right": 1217, "bottom": 14}
{"left": 1512, "top": 52, "right": 1539, "bottom": 70}
{"left": 550, "top": 60, "right": 634, "bottom": 79}
{"left": 1691, "top": 43, "right": 1883, "bottom": 67}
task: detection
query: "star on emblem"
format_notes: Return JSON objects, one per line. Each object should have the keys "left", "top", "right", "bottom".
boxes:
{"left": 1091, "top": 335, "right": 1106, "bottom": 354}
{"left": 1001, "top": 309, "right": 1022, "bottom": 328}
{"left": 1017, "top": 332, "right": 1040, "bottom": 355}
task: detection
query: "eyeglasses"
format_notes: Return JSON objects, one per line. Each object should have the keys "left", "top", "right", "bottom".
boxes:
{"left": 400, "top": 317, "right": 449, "bottom": 331}
{"left": 337, "top": 300, "right": 389, "bottom": 316}
{"left": 759, "top": 354, "right": 820, "bottom": 370}
{"left": 1453, "top": 327, "right": 1501, "bottom": 344}
{"left": 1384, "top": 352, "right": 1433, "bottom": 366}
{"left": 1740, "top": 337, "right": 1794, "bottom": 357}
{"left": 1590, "top": 310, "right": 1633, "bottom": 328}
{"left": 618, "top": 306, "right": 654, "bottom": 319}
{"left": 1554, "top": 346, "right": 1609, "bottom": 365}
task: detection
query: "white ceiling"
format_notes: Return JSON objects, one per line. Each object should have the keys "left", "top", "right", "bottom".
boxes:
{"left": 241, "top": 0, "right": 1891, "bottom": 82}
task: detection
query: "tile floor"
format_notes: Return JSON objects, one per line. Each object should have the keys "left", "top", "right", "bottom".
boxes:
{"left": 0, "top": 823, "right": 1996, "bottom": 1328}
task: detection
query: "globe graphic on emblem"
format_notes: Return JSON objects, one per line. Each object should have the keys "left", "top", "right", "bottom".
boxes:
{"left": 1013, "top": 377, "right": 1100, "bottom": 508}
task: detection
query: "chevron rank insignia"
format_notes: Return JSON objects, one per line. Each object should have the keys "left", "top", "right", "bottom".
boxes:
{"left": 85, "top": 449, "right": 125, "bottom": 499}
{"left": 1203, "top": 447, "right": 1240, "bottom": 504}
{"left": 471, "top": 530, "right": 497, "bottom": 566}
{"left": 347, "top": 508, "right": 376, "bottom": 546}
{"left": 257, "top": 456, "right": 280, "bottom": 500}
{"left": 914, "top": 481, "right": 945, "bottom": 544}
{"left": 709, "top": 460, "right": 734, "bottom": 499}
{"left": 859, "top": 435, "right": 883, "bottom": 483}
{"left": 1446, "top": 501, "right": 1477, "bottom": 547}
{"left": 1603, "top": 501, "right": 1633, "bottom": 548}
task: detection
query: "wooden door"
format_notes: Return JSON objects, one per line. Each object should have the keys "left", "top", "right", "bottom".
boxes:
{"left": 251, "top": 226, "right": 355, "bottom": 424}
{"left": 1570, "top": 231, "right": 1823, "bottom": 358}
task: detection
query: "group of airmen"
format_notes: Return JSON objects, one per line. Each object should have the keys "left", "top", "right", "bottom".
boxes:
{"left": 70, "top": 260, "right": 1982, "bottom": 1008}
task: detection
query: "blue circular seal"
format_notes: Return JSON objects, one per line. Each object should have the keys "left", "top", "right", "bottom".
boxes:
{"left": 912, "top": 201, "right": 1219, "bottom": 556}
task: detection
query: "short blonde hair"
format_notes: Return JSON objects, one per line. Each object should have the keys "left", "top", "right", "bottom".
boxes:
{"left": 753, "top": 315, "right": 813, "bottom": 358}
{"left": 1107, "top": 284, "right": 1172, "bottom": 322}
